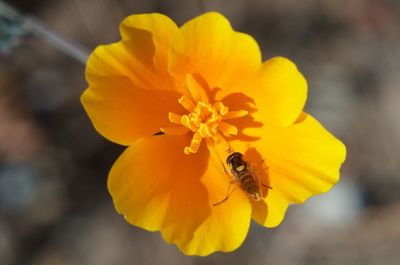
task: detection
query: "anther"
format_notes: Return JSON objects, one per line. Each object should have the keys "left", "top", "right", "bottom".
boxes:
{"left": 162, "top": 96, "right": 249, "bottom": 154}
{"left": 178, "top": 95, "right": 195, "bottom": 112}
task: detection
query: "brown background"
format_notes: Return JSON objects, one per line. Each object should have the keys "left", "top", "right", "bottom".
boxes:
{"left": 1, "top": 0, "right": 400, "bottom": 264}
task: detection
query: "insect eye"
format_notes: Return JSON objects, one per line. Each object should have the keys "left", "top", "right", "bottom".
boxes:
{"left": 226, "top": 152, "right": 244, "bottom": 165}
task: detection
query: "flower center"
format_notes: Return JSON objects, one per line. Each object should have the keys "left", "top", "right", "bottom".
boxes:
{"left": 160, "top": 74, "right": 249, "bottom": 154}
{"left": 181, "top": 99, "right": 229, "bottom": 138}
{"left": 162, "top": 95, "right": 249, "bottom": 154}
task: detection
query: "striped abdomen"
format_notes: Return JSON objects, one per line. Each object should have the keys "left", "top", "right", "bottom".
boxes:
{"left": 237, "top": 172, "right": 261, "bottom": 200}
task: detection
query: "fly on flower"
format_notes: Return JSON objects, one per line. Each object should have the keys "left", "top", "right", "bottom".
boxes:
{"left": 81, "top": 12, "right": 346, "bottom": 256}
{"left": 213, "top": 152, "right": 268, "bottom": 206}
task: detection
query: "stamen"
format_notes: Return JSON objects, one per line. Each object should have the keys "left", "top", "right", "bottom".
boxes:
{"left": 168, "top": 112, "right": 182, "bottom": 124}
{"left": 213, "top": 102, "right": 228, "bottom": 116}
{"left": 211, "top": 124, "right": 219, "bottom": 134}
{"left": 219, "top": 122, "right": 238, "bottom": 136}
{"left": 198, "top": 123, "right": 211, "bottom": 137}
{"left": 184, "top": 133, "right": 202, "bottom": 154}
{"left": 162, "top": 90, "right": 248, "bottom": 154}
{"left": 191, "top": 115, "right": 201, "bottom": 127}
{"left": 178, "top": 95, "right": 195, "bottom": 112}
{"left": 181, "top": 115, "right": 198, "bottom": 131}
{"left": 212, "top": 133, "right": 231, "bottom": 151}
{"left": 213, "top": 102, "right": 224, "bottom": 113}
{"left": 222, "top": 110, "right": 249, "bottom": 120}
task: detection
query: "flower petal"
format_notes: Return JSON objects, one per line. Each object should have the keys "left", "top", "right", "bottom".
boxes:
{"left": 82, "top": 13, "right": 184, "bottom": 144}
{"left": 120, "top": 13, "right": 177, "bottom": 46}
{"left": 169, "top": 12, "right": 261, "bottom": 91}
{"left": 170, "top": 145, "right": 252, "bottom": 255}
{"left": 250, "top": 113, "right": 346, "bottom": 227}
{"left": 118, "top": 13, "right": 181, "bottom": 92}
{"left": 249, "top": 57, "right": 307, "bottom": 127}
{"left": 251, "top": 190, "right": 289, "bottom": 228}
{"left": 81, "top": 77, "right": 182, "bottom": 145}
{"left": 108, "top": 135, "right": 210, "bottom": 231}
{"left": 86, "top": 13, "right": 180, "bottom": 93}
{"left": 108, "top": 135, "right": 251, "bottom": 256}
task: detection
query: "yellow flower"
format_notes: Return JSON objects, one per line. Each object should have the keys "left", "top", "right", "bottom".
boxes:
{"left": 81, "top": 12, "right": 346, "bottom": 256}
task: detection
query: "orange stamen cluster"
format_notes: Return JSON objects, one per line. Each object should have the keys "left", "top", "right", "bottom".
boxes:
{"left": 161, "top": 76, "right": 248, "bottom": 154}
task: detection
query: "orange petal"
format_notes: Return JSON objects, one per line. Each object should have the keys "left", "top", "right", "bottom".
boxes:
{"left": 251, "top": 190, "right": 289, "bottom": 228}
{"left": 119, "top": 13, "right": 181, "bottom": 93}
{"left": 85, "top": 39, "right": 180, "bottom": 95}
{"left": 108, "top": 135, "right": 210, "bottom": 232}
{"left": 186, "top": 74, "right": 209, "bottom": 102}
{"left": 167, "top": 143, "right": 251, "bottom": 256}
{"left": 248, "top": 57, "right": 307, "bottom": 127}
{"left": 169, "top": 12, "right": 261, "bottom": 91}
{"left": 219, "top": 122, "right": 238, "bottom": 136}
{"left": 178, "top": 95, "right": 195, "bottom": 112}
{"left": 108, "top": 135, "right": 251, "bottom": 255}
{"left": 82, "top": 14, "right": 185, "bottom": 144}
{"left": 120, "top": 13, "right": 177, "bottom": 46}
{"left": 222, "top": 110, "right": 249, "bottom": 120}
{"left": 81, "top": 76, "right": 181, "bottom": 145}
{"left": 160, "top": 126, "right": 189, "bottom": 135}
{"left": 250, "top": 113, "right": 346, "bottom": 227}
{"left": 217, "top": 93, "right": 261, "bottom": 141}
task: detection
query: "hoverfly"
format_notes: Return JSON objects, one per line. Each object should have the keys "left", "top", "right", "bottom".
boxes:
{"left": 213, "top": 152, "right": 271, "bottom": 206}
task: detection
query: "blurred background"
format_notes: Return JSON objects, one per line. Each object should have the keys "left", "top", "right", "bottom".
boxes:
{"left": 1, "top": 0, "right": 400, "bottom": 264}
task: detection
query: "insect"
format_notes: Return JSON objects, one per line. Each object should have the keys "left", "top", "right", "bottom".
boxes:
{"left": 213, "top": 152, "right": 271, "bottom": 206}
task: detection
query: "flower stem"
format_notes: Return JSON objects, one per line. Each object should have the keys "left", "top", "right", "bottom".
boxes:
{"left": 24, "top": 17, "right": 90, "bottom": 64}
{"left": 0, "top": 1, "right": 90, "bottom": 65}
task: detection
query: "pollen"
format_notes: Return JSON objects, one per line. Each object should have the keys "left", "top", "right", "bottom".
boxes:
{"left": 160, "top": 77, "right": 249, "bottom": 154}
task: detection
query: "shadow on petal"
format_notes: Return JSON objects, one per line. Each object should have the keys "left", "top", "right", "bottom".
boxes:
{"left": 245, "top": 147, "right": 271, "bottom": 225}
{"left": 220, "top": 92, "right": 257, "bottom": 113}
{"left": 109, "top": 135, "right": 212, "bottom": 241}
{"left": 226, "top": 115, "right": 263, "bottom": 142}
{"left": 244, "top": 147, "right": 271, "bottom": 196}
{"left": 251, "top": 199, "right": 268, "bottom": 225}
{"left": 155, "top": 137, "right": 218, "bottom": 249}
{"left": 219, "top": 92, "right": 262, "bottom": 142}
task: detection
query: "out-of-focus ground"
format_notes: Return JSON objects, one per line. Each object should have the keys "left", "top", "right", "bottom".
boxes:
{"left": 1, "top": 0, "right": 400, "bottom": 264}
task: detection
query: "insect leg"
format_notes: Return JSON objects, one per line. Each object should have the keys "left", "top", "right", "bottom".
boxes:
{"left": 249, "top": 161, "right": 272, "bottom": 193}
{"left": 213, "top": 182, "right": 237, "bottom": 206}
{"left": 258, "top": 163, "right": 272, "bottom": 189}
{"left": 262, "top": 184, "right": 272, "bottom": 189}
